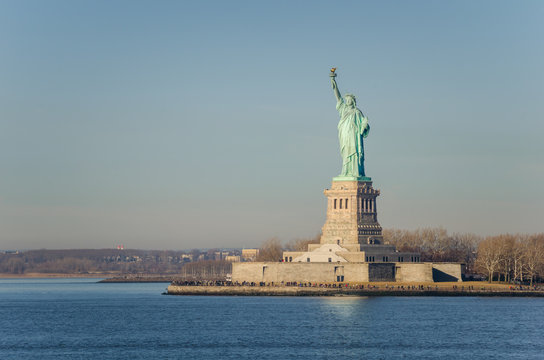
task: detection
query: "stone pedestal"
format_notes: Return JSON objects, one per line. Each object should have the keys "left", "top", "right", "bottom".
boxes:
{"left": 320, "top": 180, "right": 383, "bottom": 247}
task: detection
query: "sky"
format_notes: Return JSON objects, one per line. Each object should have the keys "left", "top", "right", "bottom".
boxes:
{"left": 0, "top": 0, "right": 543, "bottom": 250}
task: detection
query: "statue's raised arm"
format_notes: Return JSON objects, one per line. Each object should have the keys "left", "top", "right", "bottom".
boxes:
{"left": 330, "top": 68, "right": 341, "bottom": 102}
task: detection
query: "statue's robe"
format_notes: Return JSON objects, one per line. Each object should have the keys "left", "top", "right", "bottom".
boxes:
{"left": 336, "top": 97, "right": 370, "bottom": 177}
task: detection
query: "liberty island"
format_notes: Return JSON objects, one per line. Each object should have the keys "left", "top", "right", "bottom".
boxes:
{"left": 162, "top": 69, "right": 539, "bottom": 293}
{"left": 224, "top": 69, "right": 464, "bottom": 285}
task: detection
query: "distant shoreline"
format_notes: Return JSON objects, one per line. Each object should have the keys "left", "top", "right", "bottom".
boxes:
{"left": 98, "top": 276, "right": 173, "bottom": 283}
{"left": 0, "top": 273, "right": 107, "bottom": 279}
{"left": 0, "top": 273, "right": 174, "bottom": 282}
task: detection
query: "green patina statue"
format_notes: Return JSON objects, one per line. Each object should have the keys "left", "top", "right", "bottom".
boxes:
{"left": 330, "top": 68, "right": 370, "bottom": 181}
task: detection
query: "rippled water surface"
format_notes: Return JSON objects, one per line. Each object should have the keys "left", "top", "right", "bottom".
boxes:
{"left": 0, "top": 278, "right": 543, "bottom": 359}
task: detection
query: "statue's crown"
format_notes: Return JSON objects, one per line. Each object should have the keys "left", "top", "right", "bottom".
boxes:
{"left": 344, "top": 93, "right": 356, "bottom": 102}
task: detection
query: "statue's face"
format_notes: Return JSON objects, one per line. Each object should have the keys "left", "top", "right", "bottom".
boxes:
{"left": 345, "top": 97, "right": 355, "bottom": 107}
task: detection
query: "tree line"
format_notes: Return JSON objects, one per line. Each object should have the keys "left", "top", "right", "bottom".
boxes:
{"left": 475, "top": 233, "right": 544, "bottom": 285}
{"left": 383, "top": 228, "right": 480, "bottom": 273}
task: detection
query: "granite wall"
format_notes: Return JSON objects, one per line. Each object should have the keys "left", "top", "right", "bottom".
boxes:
{"left": 232, "top": 262, "right": 372, "bottom": 283}
{"left": 232, "top": 261, "right": 463, "bottom": 283}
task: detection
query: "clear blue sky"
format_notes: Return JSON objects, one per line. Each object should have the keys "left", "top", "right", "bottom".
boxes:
{"left": 1, "top": 0, "right": 543, "bottom": 250}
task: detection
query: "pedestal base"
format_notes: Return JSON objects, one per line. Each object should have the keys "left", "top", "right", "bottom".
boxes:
{"left": 321, "top": 179, "right": 382, "bottom": 246}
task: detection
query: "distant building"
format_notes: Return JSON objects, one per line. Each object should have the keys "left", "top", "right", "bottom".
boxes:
{"left": 225, "top": 255, "right": 241, "bottom": 263}
{"left": 241, "top": 249, "right": 259, "bottom": 262}
{"left": 2, "top": 250, "right": 19, "bottom": 254}
{"left": 181, "top": 254, "right": 193, "bottom": 262}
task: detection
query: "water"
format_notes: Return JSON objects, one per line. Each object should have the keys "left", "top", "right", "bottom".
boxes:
{"left": 0, "top": 279, "right": 543, "bottom": 359}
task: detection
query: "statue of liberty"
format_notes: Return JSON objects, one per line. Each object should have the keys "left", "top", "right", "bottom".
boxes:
{"left": 330, "top": 68, "right": 370, "bottom": 179}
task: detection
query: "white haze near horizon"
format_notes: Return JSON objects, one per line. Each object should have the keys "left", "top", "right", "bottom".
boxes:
{"left": 1, "top": 1, "right": 543, "bottom": 250}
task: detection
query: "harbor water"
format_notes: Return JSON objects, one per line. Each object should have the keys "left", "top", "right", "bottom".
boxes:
{"left": 0, "top": 278, "right": 543, "bottom": 359}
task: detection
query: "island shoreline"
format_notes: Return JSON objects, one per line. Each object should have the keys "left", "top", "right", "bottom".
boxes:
{"left": 166, "top": 285, "right": 544, "bottom": 297}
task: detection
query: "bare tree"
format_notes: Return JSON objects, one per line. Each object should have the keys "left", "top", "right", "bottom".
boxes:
{"left": 384, "top": 227, "right": 479, "bottom": 271}
{"left": 285, "top": 234, "right": 321, "bottom": 251}
{"left": 523, "top": 234, "right": 544, "bottom": 286}
{"left": 475, "top": 236, "right": 505, "bottom": 282}
{"left": 450, "top": 232, "right": 480, "bottom": 274}
{"left": 496, "top": 235, "right": 516, "bottom": 282}
{"left": 257, "top": 237, "right": 284, "bottom": 262}
{"left": 511, "top": 235, "right": 525, "bottom": 283}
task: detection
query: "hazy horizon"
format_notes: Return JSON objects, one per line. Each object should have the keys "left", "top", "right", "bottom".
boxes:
{"left": 1, "top": 1, "right": 543, "bottom": 250}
